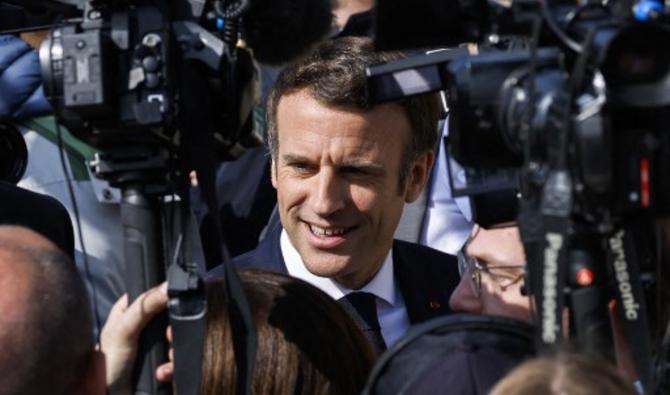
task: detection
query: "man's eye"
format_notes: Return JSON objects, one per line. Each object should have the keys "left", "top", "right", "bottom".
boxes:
{"left": 289, "top": 163, "right": 313, "bottom": 173}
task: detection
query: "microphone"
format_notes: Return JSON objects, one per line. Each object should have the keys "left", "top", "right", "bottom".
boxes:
{"left": 240, "top": 0, "right": 334, "bottom": 65}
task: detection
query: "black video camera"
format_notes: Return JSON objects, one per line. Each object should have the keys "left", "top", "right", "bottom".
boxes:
{"left": 31, "top": 0, "right": 261, "bottom": 162}
{"left": 369, "top": 0, "right": 670, "bottom": 226}
{"left": 1, "top": 1, "right": 333, "bottom": 394}
{"left": 367, "top": 0, "right": 670, "bottom": 392}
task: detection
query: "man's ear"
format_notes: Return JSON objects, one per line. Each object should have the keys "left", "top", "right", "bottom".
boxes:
{"left": 404, "top": 151, "right": 434, "bottom": 203}
{"left": 77, "top": 350, "right": 106, "bottom": 395}
{"left": 270, "top": 158, "right": 278, "bottom": 189}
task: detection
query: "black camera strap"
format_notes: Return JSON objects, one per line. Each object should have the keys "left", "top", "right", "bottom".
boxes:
{"left": 168, "top": 239, "right": 207, "bottom": 395}
{"left": 175, "top": 50, "right": 256, "bottom": 395}
{"left": 606, "top": 227, "right": 654, "bottom": 392}
{"left": 536, "top": 169, "right": 572, "bottom": 352}
{"left": 518, "top": 168, "right": 573, "bottom": 356}
{"left": 533, "top": 69, "right": 574, "bottom": 350}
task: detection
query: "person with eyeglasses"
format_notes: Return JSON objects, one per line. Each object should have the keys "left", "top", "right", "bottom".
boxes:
{"left": 362, "top": 224, "right": 537, "bottom": 395}
{"left": 449, "top": 224, "right": 645, "bottom": 391}
{"left": 449, "top": 225, "right": 533, "bottom": 322}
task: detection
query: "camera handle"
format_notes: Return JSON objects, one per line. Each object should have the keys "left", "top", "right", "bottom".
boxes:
{"left": 122, "top": 184, "right": 172, "bottom": 395}
{"left": 91, "top": 148, "right": 174, "bottom": 395}
{"left": 567, "top": 248, "right": 614, "bottom": 360}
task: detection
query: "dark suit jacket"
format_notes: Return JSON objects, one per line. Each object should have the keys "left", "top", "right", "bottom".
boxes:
{"left": 209, "top": 222, "right": 460, "bottom": 324}
{"left": 0, "top": 181, "right": 74, "bottom": 258}
{"left": 192, "top": 146, "right": 276, "bottom": 265}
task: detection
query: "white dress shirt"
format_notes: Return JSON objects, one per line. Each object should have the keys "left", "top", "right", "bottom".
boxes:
{"left": 420, "top": 118, "right": 473, "bottom": 254}
{"left": 281, "top": 230, "right": 410, "bottom": 347}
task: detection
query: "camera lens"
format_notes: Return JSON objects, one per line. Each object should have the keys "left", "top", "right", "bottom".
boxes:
{"left": 0, "top": 123, "right": 28, "bottom": 184}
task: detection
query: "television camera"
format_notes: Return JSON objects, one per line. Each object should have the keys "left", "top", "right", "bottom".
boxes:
{"left": 0, "top": 1, "right": 332, "bottom": 394}
{"left": 367, "top": 0, "right": 670, "bottom": 393}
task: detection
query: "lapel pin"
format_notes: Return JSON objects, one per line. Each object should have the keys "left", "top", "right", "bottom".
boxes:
{"left": 429, "top": 300, "right": 441, "bottom": 309}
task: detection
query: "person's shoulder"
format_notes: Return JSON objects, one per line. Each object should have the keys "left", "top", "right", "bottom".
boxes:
{"left": 0, "top": 181, "right": 68, "bottom": 219}
{"left": 0, "top": 35, "right": 31, "bottom": 68}
{"left": 0, "top": 181, "right": 62, "bottom": 207}
{"left": 393, "top": 239, "right": 457, "bottom": 265}
{"left": 392, "top": 239, "right": 459, "bottom": 297}
{"left": 207, "top": 243, "right": 272, "bottom": 279}
{"left": 207, "top": 249, "right": 252, "bottom": 278}
{"left": 208, "top": 224, "right": 284, "bottom": 278}
{"left": 0, "top": 182, "right": 74, "bottom": 258}
{"left": 232, "top": 248, "right": 262, "bottom": 268}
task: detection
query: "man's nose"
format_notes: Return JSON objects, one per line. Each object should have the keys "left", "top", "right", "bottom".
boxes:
{"left": 448, "top": 275, "right": 483, "bottom": 314}
{"left": 311, "top": 168, "right": 346, "bottom": 217}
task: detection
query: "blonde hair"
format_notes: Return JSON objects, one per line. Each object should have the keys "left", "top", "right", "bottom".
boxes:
{"left": 489, "top": 353, "right": 637, "bottom": 395}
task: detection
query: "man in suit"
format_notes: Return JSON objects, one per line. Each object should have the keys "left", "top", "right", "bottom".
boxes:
{"left": 210, "top": 36, "right": 460, "bottom": 351}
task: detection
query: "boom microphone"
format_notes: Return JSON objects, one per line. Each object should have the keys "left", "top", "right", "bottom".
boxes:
{"left": 241, "top": 0, "right": 334, "bottom": 65}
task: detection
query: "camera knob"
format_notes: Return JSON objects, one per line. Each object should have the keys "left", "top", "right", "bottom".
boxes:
{"left": 145, "top": 73, "right": 160, "bottom": 89}
{"left": 142, "top": 56, "right": 160, "bottom": 73}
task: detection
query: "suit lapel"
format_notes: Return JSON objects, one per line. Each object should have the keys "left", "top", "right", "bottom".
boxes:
{"left": 393, "top": 240, "right": 456, "bottom": 324}
{"left": 229, "top": 221, "right": 288, "bottom": 275}
{"left": 239, "top": 231, "right": 458, "bottom": 326}
{"left": 252, "top": 221, "right": 288, "bottom": 274}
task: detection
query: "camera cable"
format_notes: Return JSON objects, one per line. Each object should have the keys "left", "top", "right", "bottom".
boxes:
{"left": 46, "top": 19, "right": 103, "bottom": 341}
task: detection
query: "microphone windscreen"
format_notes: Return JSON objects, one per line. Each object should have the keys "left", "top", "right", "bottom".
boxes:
{"left": 241, "top": 0, "right": 334, "bottom": 65}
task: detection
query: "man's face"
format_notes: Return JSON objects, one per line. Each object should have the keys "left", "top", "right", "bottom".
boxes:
{"left": 449, "top": 226, "right": 532, "bottom": 321}
{"left": 272, "top": 89, "right": 432, "bottom": 289}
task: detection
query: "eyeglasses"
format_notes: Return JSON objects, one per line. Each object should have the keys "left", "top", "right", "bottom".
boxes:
{"left": 457, "top": 246, "right": 525, "bottom": 298}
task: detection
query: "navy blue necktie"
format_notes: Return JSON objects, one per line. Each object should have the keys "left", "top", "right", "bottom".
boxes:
{"left": 338, "top": 292, "right": 387, "bottom": 355}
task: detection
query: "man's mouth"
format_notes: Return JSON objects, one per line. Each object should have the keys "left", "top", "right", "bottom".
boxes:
{"left": 308, "top": 224, "right": 350, "bottom": 237}
{"left": 302, "top": 222, "right": 355, "bottom": 249}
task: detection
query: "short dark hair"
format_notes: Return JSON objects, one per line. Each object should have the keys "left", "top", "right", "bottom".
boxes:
{"left": 266, "top": 36, "right": 440, "bottom": 186}
{"left": 201, "top": 270, "right": 375, "bottom": 395}
{"left": 0, "top": 243, "right": 93, "bottom": 395}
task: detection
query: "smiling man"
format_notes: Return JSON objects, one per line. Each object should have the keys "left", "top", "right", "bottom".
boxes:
{"left": 210, "top": 36, "right": 460, "bottom": 352}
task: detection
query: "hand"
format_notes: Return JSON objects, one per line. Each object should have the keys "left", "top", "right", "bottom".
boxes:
{"left": 155, "top": 325, "right": 175, "bottom": 383}
{"left": 100, "top": 283, "right": 168, "bottom": 395}
{"left": 189, "top": 170, "right": 198, "bottom": 187}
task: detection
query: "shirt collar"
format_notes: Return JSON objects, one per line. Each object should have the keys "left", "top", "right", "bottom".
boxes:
{"left": 280, "top": 229, "right": 397, "bottom": 306}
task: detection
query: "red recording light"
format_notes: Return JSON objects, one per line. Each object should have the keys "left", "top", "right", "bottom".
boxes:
{"left": 576, "top": 268, "right": 595, "bottom": 286}
{"left": 640, "top": 158, "right": 650, "bottom": 208}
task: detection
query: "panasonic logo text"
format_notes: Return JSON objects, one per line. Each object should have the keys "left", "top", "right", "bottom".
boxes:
{"left": 609, "top": 230, "right": 640, "bottom": 320}
{"left": 542, "top": 233, "right": 563, "bottom": 343}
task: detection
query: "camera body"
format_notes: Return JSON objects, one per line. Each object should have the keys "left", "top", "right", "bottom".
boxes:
{"left": 37, "top": 0, "right": 260, "bottom": 159}
{"left": 447, "top": 20, "right": 670, "bottom": 225}
{"left": 41, "top": 4, "right": 173, "bottom": 148}
{"left": 370, "top": 0, "right": 670, "bottom": 227}
{"left": 368, "top": 0, "right": 670, "bottom": 390}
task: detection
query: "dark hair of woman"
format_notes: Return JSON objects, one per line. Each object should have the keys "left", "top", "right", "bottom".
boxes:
{"left": 201, "top": 270, "right": 376, "bottom": 395}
